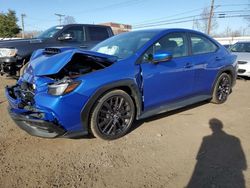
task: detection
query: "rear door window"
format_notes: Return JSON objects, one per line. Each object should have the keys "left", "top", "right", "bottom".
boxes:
{"left": 190, "top": 34, "right": 218, "bottom": 55}
{"left": 88, "top": 27, "right": 110, "bottom": 41}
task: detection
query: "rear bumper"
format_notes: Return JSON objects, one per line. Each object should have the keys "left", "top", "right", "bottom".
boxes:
{"left": 237, "top": 64, "right": 250, "bottom": 77}
{"left": 9, "top": 107, "right": 66, "bottom": 138}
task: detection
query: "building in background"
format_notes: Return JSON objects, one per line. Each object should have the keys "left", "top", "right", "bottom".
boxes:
{"left": 100, "top": 22, "right": 131, "bottom": 35}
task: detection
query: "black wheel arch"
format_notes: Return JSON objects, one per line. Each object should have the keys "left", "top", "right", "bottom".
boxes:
{"left": 211, "top": 65, "right": 236, "bottom": 95}
{"left": 80, "top": 80, "right": 142, "bottom": 133}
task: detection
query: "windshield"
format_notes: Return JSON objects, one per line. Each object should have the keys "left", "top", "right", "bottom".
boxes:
{"left": 37, "top": 26, "right": 64, "bottom": 39}
{"left": 92, "top": 31, "right": 160, "bottom": 59}
{"left": 230, "top": 42, "right": 250, "bottom": 53}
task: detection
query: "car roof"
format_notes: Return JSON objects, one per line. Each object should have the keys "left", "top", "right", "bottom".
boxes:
{"left": 132, "top": 28, "right": 208, "bottom": 35}
{"left": 56, "top": 24, "right": 111, "bottom": 28}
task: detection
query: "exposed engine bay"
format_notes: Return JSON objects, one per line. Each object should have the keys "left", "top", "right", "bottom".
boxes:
{"left": 48, "top": 53, "right": 114, "bottom": 79}
{"left": 7, "top": 49, "right": 117, "bottom": 109}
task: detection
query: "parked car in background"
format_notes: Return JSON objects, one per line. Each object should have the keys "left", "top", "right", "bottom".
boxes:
{"left": 230, "top": 41, "right": 250, "bottom": 77}
{"left": 223, "top": 44, "right": 233, "bottom": 49}
{"left": 0, "top": 24, "right": 114, "bottom": 77}
{"left": 6, "top": 29, "right": 237, "bottom": 140}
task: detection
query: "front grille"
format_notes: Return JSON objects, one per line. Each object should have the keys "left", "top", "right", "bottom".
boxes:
{"left": 238, "top": 61, "right": 248, "bottom": 65}
{"left": 16, "top": 82, "right": 35, "bottom": 106}
{"left": 20, "top": 82, "right": 35, "bottom": 92}
{"left": 238, "top": 69, "right": 246, "bottom": 74}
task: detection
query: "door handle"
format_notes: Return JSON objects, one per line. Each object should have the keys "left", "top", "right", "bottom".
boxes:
{"left": 80, "top": 45, "right": 88, "bottom": 48}
{"left": 185, "top": 62, "right": 193, "bottom": 68}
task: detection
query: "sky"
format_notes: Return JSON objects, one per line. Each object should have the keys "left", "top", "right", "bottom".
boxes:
{"left": 0, "top": 0, "right": 249, "bottom": 35}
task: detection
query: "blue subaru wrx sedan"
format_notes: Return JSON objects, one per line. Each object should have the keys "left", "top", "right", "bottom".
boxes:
{"left": 5, "top": 29, "right": 237, "bottom": 140}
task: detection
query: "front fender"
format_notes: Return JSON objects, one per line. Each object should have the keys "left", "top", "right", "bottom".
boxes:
{"left": 80, "top": 79, "right": 142, "bottom": 132}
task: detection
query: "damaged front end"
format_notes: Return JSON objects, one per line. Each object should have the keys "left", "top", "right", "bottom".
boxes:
{"left": 6, "top": 82, "right": 66, "bottom": 138}
{"left": 6, "top": 47, "right": 117, "bottom": 138}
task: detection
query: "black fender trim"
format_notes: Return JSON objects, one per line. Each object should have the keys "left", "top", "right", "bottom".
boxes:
{"left": 211, "top": 65, "right": 237, "bottom": 95}
{"left": 80, "top": 79, "right": 142, "bottom": 133}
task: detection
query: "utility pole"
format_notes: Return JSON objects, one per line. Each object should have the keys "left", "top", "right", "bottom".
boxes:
{"left": 21, "top": 14, "right": 26, "bottom": 38}
{"left": 192, "top": 17, "right": 195, "bottom": 29}
{"left": 55, "top": 13, "right": 65, "bottom": 25}
{"left": 207, "top": 0, "right": 215, "bottom": 35}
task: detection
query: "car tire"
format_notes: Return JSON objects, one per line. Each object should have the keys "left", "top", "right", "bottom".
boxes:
{"left": 90, "top": 90, "right": 135, "bottom": 140}
{"left": 211, "top": 73, "right": 232, "bottom": 104}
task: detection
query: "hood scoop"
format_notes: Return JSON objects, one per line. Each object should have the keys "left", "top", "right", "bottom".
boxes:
{"left": 44, "top": 48, "right": 62, "bottom": 55}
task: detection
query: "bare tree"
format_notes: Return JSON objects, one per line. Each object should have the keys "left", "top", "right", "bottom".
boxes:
{"left": 63, "top": 16, "right": 76, "bottom": 25}
{"left": 194, "top": 7, "right": 218, "bottom": 35}
{"left": 245, "top": 17, "right": 250, "bottom": 26}
{"left": 15, "top": 30, "right": 42, "bottom": 38}
{"left": 215, "top": 26, "right": 249, "bottom": 37}
{"left": 231, "top": 30, "right": 241, "bottom": 37}
{"left": 224, "top": 26, "right": 232, "bottom": 37}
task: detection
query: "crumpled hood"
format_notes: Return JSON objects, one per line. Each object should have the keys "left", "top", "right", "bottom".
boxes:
{"left": 26, "top": 48, "right": 118, "bottom": 76}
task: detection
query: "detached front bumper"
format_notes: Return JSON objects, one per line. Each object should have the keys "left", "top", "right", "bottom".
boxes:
{"left": 9, "top": 108, "right": 66, "bottom": 138}
{"left": 6, "top": 86, "right": 66, "bottom": 138}
{"left": 5, "top": 83, "right": 89, "bottom": 138}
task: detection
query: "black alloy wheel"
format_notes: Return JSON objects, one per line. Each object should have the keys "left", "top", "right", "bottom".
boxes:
{"left": 211, "top": 73, "right": 232, "bottom": 104}
{"left": 90, "top": 90, "right": 135, "bottom": 140}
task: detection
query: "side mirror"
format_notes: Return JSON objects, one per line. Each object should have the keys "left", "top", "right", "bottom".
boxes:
{"left": 58, "top": 33, "right": 73, "bottom": 41}
{"left": 152, "top": 51, "right": 173, "bottom": 64}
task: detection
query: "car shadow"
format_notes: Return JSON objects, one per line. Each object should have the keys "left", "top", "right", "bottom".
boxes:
{"left": 68, "top": 133, "right": 94, "bottom": 140}
{"left": 186, "top": 118, "right": 247, "bottom": 188}
{"left": 129, "top": 100, "right": 209, "bottom": 134}
{"left": 237, "top": 76, "right": 250, "bottom": 81}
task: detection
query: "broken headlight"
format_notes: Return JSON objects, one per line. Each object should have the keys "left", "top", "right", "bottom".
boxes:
{"left": 48, "top": 79, "right": 81, "bottom": 96}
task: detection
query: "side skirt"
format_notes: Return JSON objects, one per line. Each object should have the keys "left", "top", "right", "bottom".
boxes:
{"left": 138, "top": 95, "right": 211, "bottom": 120}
